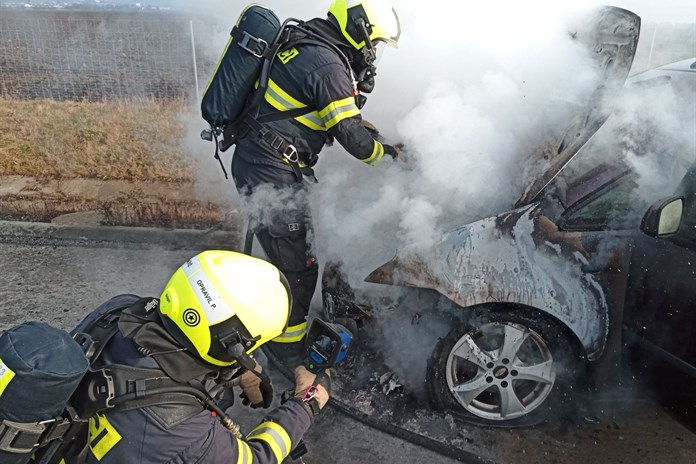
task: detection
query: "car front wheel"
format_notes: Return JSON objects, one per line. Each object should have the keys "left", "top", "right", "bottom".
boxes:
{"left": 427, "top": 308, "right": 585, "bottom": 426}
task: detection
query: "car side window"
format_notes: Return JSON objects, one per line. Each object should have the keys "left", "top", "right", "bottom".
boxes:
{"left": 560, "top": 174, "right": 644, "bottom": 231}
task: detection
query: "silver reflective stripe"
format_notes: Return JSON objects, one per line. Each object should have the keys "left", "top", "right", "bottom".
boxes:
{"left": 265, "top": 85, "right": 325, "bottom": 129}
{"left": 236, "top": 438, "right": 252, "bottom": 464}
{"left": 248, "top": 424, "right": 289, "bottom": 459}
{"left": 321, "top": 98, "right": 358, "bottom": 128}
{"left": 275, "top": 322, "right": 307, "bottom": 343}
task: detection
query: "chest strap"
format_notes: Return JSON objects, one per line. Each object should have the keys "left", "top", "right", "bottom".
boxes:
{"left": 243, "top": 112, "right": 310, "bottom": 182}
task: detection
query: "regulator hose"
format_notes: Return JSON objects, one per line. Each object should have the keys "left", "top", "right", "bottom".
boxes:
{"left": 262, "top": 347, "right": 498, "bottom": 464}
{"left": 110, "top": 386, "right": 242, "bottom": 437}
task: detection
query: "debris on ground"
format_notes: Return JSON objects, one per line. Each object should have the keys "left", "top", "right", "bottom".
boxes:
{"left": 378, "top": 371, "right": 404, "bottom": 396}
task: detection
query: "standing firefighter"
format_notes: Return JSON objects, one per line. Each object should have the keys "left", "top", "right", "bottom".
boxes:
{"left": 36, "top": 251, "right": 330, "bottom": 464}
{"left": 225, "top": 0, "right": 402, "bottom": 365}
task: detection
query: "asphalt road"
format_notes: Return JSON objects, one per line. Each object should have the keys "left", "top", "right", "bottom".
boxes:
{"left": 1, "top": 232, "right": 695, "bottom": 464}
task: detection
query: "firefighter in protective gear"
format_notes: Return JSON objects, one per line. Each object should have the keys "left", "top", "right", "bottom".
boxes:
{"left": 62, "top": 250, "right": 330, "bottom": 464}
{"left": 232, "top": 0, "right": 401, "bottom": 365}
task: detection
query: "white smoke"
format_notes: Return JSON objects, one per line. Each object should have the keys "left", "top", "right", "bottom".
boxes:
{"left": 312, "top": 0, "right": 605, "bottom": 285}
{"left": 179, "top": 0, "right": 694, "bottom": 395}
{"left": 183, "top": 0, "right": 693, "bottom": 284}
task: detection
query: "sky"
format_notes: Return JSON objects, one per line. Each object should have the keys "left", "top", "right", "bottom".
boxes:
{"left": 607, "top": 0, "right": 695, "bottom": 22}
{"left": 183, "top": 0, "right": 696, "bottom": 24}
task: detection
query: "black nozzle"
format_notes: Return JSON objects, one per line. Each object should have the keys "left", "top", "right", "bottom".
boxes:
{"left": 227, "top": 343, "right": 256, "bottom": 371}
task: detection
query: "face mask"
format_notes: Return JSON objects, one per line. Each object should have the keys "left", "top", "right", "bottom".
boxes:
{"left": 352, "top": 45, "right": 379, "bottom": 94}
{"left": 356, "top": 65, "right": 376, "bottom": 93}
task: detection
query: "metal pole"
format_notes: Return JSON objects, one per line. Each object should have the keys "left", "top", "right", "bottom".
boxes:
{"left": 646, "top": 27, "right": 657, "bottom": 71}
{"left": 190, "top": 19, "right": 200, "bottom": 103}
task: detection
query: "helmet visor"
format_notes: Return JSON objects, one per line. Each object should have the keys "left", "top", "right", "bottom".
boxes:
{"left": 369, "top": 5, "right": 400, "bottom": 48}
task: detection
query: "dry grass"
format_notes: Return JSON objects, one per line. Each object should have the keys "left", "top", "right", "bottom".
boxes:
{"left": 0, "top": 97, "right": 197, "bottom": 182}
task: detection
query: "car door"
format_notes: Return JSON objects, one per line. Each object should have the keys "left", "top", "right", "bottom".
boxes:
{"left": 622, "top": 163, "right": 696, "bottom": 420}
{"left": 623, "top": 233, "right": 696, "bottom": 366}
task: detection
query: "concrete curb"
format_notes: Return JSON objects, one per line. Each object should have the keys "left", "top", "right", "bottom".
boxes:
{"left": 0, "top": 220, "right": 242, "bottom": 250}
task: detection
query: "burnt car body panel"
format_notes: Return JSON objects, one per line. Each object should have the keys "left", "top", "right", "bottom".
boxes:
{"left": 515, "top": 6, "right": 641, "bottom": 207}
{"left": 366, "top": 205, "right": 612, "bottom": 360}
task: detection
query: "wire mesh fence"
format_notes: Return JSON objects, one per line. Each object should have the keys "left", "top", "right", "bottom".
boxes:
{"left": 0, "top": 9, "right": 206, "bottom": 101}
{"left": 1, "top": 8, "right": 694, "bottom": 102}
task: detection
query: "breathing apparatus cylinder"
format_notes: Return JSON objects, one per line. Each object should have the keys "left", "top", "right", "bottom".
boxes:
{"left": 0, "top": 322, "right": 89, "bottom": 464}
{"left": 200, "top": 4, "right": 282, "bottom": 129}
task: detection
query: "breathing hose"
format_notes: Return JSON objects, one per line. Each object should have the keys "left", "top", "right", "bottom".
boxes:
{"left": 110, "top": 386, "right": 243, "bottom": 438}
{"left": 262, "top": 347, "right": 499, "bottom": 464}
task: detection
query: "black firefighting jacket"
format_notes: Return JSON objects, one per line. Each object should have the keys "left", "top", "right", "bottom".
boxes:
{"left": 64, "top": 296, "right": 313, "bottom": 464}
{"left": 234, "top": 21, "right": 389, "bottom": 174}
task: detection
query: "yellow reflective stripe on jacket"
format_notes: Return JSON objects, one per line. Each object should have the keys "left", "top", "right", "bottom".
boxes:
{"left": 273, "top": 322, "right": 307, "bottom": 343}
{"left": 319, "top": 96, "right": 360, "bottom": 130}
{"left": 235, "top": 438, "right": 253, "bottom": 464}
{"left": 363, "top": 140, "right": 385, "bottom": 164}
{"left": 246, "top": 421, "right": 292, "bottom": 463}
{"left": 88, "top": 414, "right": 122, "bottom": 460}
{"left": 265, "top": 80, "right": 326, "bottom": 131}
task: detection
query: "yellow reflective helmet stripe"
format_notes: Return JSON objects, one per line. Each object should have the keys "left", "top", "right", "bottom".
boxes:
{"left": 273, "top": 321, "right": 307, "bottom": 343}
{"left": 247, "top": 421, "right": 292, "bottom": 463}
{"left": 235, "top": 438, "right": 253, "bottom": 464}
{"left": 363, "top": 140, "right": 385, "bottom": 164}
{"left": 319, "top": 96, "right": 360, "bottom": 130}
{"left": 264, "top": 80, "right": 326, "bottom": 130}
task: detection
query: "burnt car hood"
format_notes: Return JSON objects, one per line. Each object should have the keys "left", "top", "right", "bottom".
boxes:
{"left": 515, "top": 6, "right": 640, "bottom": 207}
{"left": 366, "top": 205, "right": 610, "bottom": 358}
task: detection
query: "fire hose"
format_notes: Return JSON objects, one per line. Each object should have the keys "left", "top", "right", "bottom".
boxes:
{"left": 262, "top": 345, "right": 499, "bottom": 464}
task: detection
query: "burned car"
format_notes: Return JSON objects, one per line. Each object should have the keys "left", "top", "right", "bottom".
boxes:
{"left": 323, "top": 6, "right": 696, "bottom": 426}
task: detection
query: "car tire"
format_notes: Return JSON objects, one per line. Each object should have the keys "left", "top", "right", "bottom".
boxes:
{"left": 426, "top": 306, "right": 586, "bottom": 427}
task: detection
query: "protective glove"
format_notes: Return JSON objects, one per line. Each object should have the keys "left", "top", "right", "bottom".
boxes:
{"left": 383, "top": 143, "right": 402, "bottom": 160}
{"left": 239, "top": 363, "right": 273, "bottom": 409}
{"left": 294, "top": 366, "right": 330, "bottom": 411}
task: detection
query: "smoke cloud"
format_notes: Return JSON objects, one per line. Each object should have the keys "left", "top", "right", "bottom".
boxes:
{"left": 312, "top": 0, "right": 604, "bottom": 282}
{"left": 184, "top": 1, "right": 694, "bottom": 282}
{"left": 183, "top": 0, "right": 695, "bottom": 389}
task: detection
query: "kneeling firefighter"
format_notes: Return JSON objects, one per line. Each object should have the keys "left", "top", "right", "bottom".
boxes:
{"left": 0, "top": 251, "right": 329, "bottom": 464}
{"left": 224, "top": 0, "right": 402, "bottom": 365}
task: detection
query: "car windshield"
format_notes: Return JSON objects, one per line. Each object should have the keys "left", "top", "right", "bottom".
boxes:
{"left": 550, "top": 71, "right": 696, "bottom": 231}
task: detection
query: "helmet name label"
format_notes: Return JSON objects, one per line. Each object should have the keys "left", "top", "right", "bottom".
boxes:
{"left": 197, "top": 280, "right": 216, "bottom": 308}
{"left": 183, "top": 255, "right": 235, "bottom": 325}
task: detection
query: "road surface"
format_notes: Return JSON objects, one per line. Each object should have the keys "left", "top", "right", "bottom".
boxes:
{"left": 1, "top": 236, "right": 695, "bottom": 463}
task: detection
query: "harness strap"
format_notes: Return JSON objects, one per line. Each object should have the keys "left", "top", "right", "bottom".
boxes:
{"left": 73, "top": 365, "right": 205, "bottom": 418}
{"left": 212, "top": 131, "right": 229, "bottom": 179}
{"left": 244, "top": 114, "right": 305, "bottom": 182}
{"left": 216, "top": 23, "right": 354, "bottom": 182}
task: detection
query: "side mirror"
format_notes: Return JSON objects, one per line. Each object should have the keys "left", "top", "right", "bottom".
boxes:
{"left": 640, "top": 197, "right": 684, "bottom": 238}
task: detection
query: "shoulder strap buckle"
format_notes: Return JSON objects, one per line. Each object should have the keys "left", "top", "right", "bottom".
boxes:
{"left": 238, "top": 30, "right": 269, "bottom": 58}
{"left": 0, "top": 420, "right": 44, "bottom": 453}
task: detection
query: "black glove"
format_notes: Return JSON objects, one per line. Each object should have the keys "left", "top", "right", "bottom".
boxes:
{"left": 383, "top": 143, "right": 401, "bottom": 160}
{"left": 239, "top": 365, "right": 274, "bottom": 409}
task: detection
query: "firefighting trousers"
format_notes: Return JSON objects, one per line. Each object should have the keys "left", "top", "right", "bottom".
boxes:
{"left": 231, "top": 154, "right": 318, "bottom": 352}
